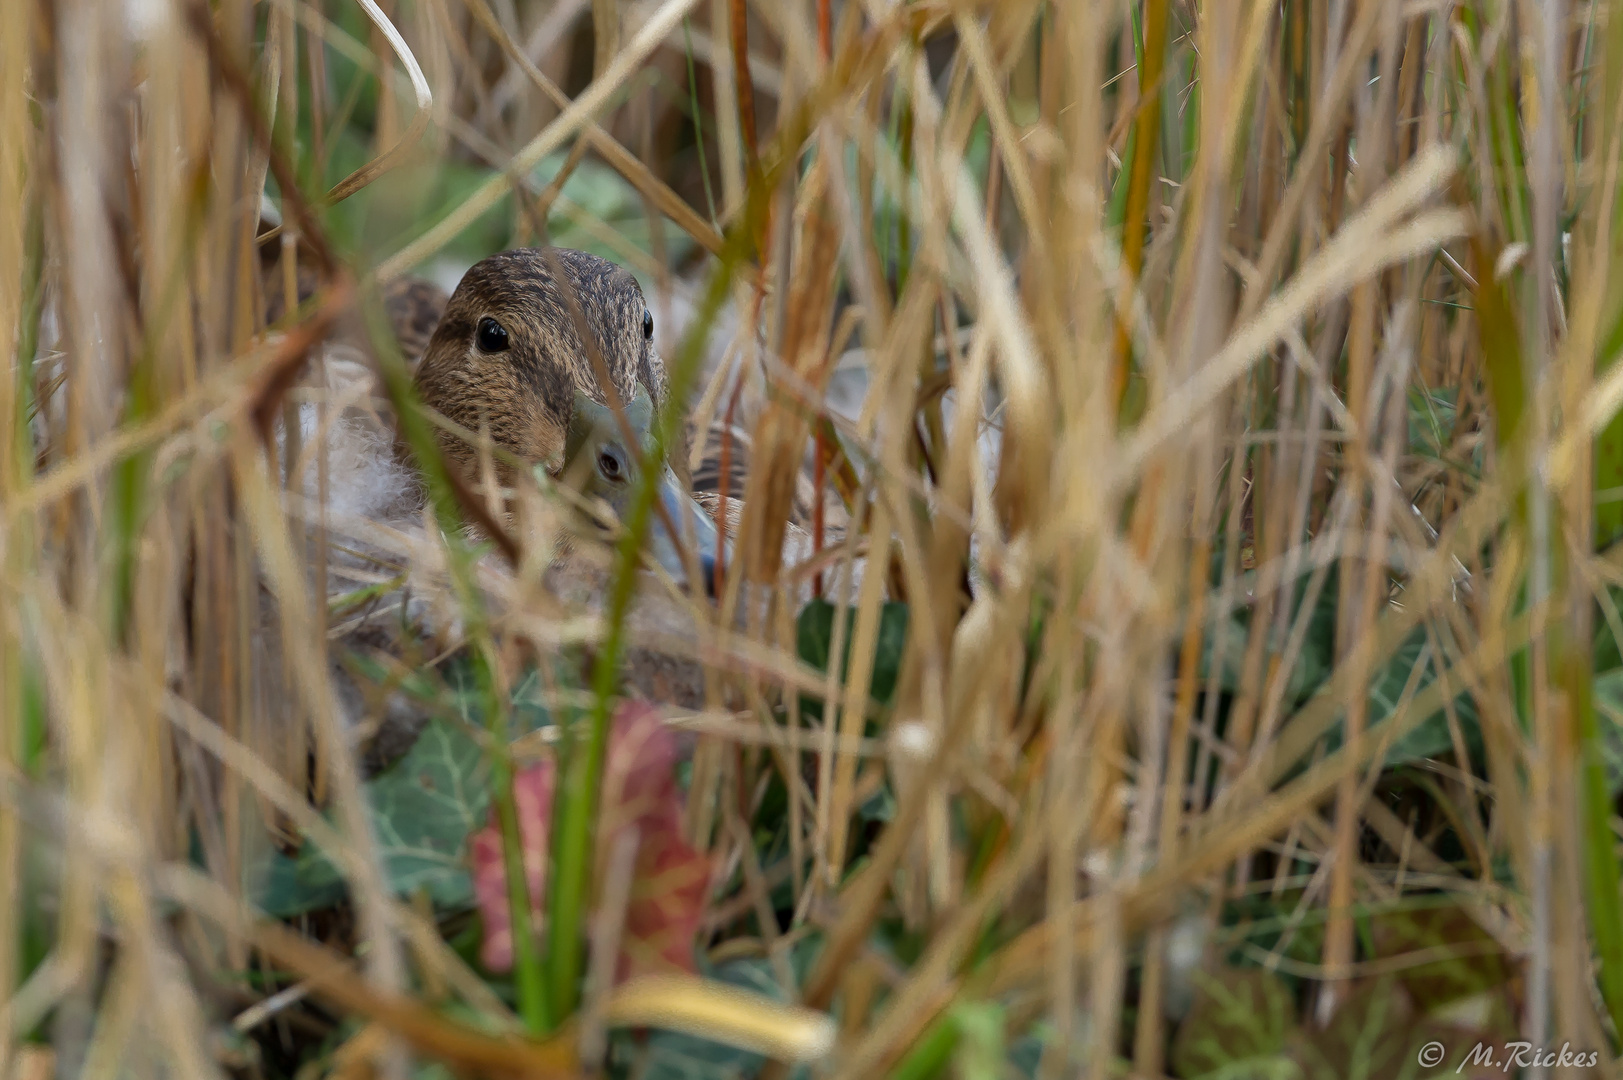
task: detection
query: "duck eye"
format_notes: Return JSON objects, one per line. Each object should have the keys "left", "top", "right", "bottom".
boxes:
{"left": 642, "top": 310, "right": 653, "bottom": 341}
{"left": 597, "top": 447, "right": 625, "bottom": 483}
{"left": 476, "top": 317, "right": 510, "bottom": 353}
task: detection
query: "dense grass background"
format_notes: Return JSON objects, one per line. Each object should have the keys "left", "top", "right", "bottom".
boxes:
{"left": 6, "top": 0, "right": 1623, "bottom": 1077}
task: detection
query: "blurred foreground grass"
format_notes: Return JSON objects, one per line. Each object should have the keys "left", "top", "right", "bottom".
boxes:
{"left": 6, "top": 1, "right": 1623, "bottom": 1078}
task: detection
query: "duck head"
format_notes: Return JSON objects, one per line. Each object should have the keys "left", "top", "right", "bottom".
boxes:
{"left": 411, "top": 247, "right": 724, "bottom": 593}
{"left": 563, "top": 384, "right": 722, "bottom": 594}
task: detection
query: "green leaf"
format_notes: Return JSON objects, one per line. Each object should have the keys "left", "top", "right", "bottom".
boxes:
{"left": 1199, "top": 571, "right": 1337, "bottom": 706}
{"left": 253, "top": 842, "right": 346, "bottom": 920}
{"left": 951, "top": 1001, "right": 1006, "bottom": 1080}
{"left": 1287, "top": 978, "right": 1416, "bottom": 1080}
{"left": 257, "top": 714, "right": 492, "bottom": 917}
{"left": 1371, "top": 629, "right": 1482, "bottom": 767}
{"left": 1591, "top": 583, "right": 1623, "bottom": 673}
{"left": 534, "top": 154, "right": 696, "bottom": 276}
{"left": 858, "top": 782, "right": 896, "bottom": 824}
{"left": 1368, "top": 903, "right": 1512, "bottom": 1018}
{"left": 1583, "top": 669, "right": 1623, "bottom": 795}
{"left": 1220, "top": 893, "right": 1325, "bottom": 997}
{"left": 1406, "top": 385, "right": 1458, "bottom": 462}
{"left": 795, "top": 599, "right": 910, "bottom": 722}
{"left": 1170, "top": 966, "right": 1299, "bottom": 1080}
{"left": 1232, "top": 617, "right": 1481, "bottom": 770}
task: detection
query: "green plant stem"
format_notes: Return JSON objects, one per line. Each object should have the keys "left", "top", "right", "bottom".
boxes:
{"left": 537, "top": 17, "right": 868, "bottom": 1008}
{"left": 1571, "top": 638, "right": 1623, "bottom": 1040}
{"left": 682, "top": 18, "right": 718, "bottom": 227}
{"left": 1591, "top": 4, "right": 1623, "bottom": 547}
{"left": 482, "top": 645, "right": 548, "bottom": 1034}
{"left": 545, "top": 7, "right": 887, "bottom": 1020}
{"left": 110, "top": 368, "right": 153, "bottom": 643}
{"left": 542, "top": 187, "right": 759, "bottom": 1024}
{"left": 13, "top": 175, "right": 43, "bottom": 457}
{"left": 1466, "top": 6, "right": 1531, "bottom": 245}
{"left": 1105, "top": 126, "right": 1137, "bottom": 230}
{"left": 368, "top": 290, "right": 551, "bottom": 1033}
{"left": 886, "top": 1015, "right": 958, "bottom": 1080}
{"left": 538, "top": 6, "right": 882, "bottom": 1013}
{"left": 896, "top": 51, "right": 914, "bottom": 295}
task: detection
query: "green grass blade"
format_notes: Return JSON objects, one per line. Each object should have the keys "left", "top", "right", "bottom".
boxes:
{"left": 366, "top": 286, "right": 552, "bottom": 1032}
{"left": 542, "top": 185, "right": 759, "bottom": 1023}
{"left": 1571, "top": 645, "right": 1623, "bottom": 1043}
{"left": 887, "top": 1015, "right": 960, "bottom": 1080}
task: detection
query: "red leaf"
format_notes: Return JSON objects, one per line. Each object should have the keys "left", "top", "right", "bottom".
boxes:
{"left": 469, "top": 702, "right": 711, "bottom": 981}
{"left": 469, "top": 760, "right": 553, "bottom": 972}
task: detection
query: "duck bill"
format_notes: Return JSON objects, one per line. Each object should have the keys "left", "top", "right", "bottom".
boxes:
{"left": 651, "top": 467, "right": 728, "bottom": 597}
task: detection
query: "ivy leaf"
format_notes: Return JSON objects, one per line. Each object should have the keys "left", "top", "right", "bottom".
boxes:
{"left": 251, "top": 656, "right": 561, "bottom": 919}
{"left": 1371, "top": 629, "right": 1482, "bottom": 767}
{"left": 260, "top": 715, "right": 491, "bottom": 917}
{"left": 254, "top": 844, "right": 345, "bottom": 920}
{"left": 795, "top": 599, "right": 910, "bottom": 722}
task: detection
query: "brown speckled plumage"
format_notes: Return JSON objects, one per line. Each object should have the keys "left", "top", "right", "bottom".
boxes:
{"left": 259, "top": 234, "right": 800, "bottom": 519}
{"left": 259, "top": 242, "right": 448, "bottom": 366}
{"left": 404, "top": 252, "right": 845, "bottom": 535}
{"left": 412, "top": 248, "right": 662, "bottom": 480}
{"left": 384, "top": 278, "right": 450, "bottom": 364}
{"left": 257, "top": 237, "right": 858, "bottom": 738}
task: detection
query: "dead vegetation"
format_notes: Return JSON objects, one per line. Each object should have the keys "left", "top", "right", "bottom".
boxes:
{"left": 4, "top": 0, "right": 1623, "bottom": 1077}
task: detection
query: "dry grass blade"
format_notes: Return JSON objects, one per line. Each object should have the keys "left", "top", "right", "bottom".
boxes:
{"left": 9, "top": 0, "right": 1623, "bottom": 1073}
{"left": 321, "top": 0, "right": 433, "bottom": 204}
{"left": 1122, "top": 184, "right": 1465, "bottom": 474}
{"left": 376, "top": 0, "right": 704, "bottom": 281}
{"left": 603, "top": 976, "right": 835, "bottom": 1063}
{"left": 158, "top": 868, "right": 578, "bottom": 1077}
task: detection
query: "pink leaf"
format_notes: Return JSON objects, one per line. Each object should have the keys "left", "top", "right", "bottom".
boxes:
{"left": 619, "top": 801, "right": 712, "bottom": 980}
{"left": 469, "top": 702, "right": 711, "bottom": 981}
{"left": 469, "top": 760, "right": 553, "bottom": 972}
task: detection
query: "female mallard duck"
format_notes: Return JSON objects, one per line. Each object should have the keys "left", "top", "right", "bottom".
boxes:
{"left": 407, "top": 246, "right": 724, "bottom": 593}
{"left": 263, "top": 214, "right": 838, "bottom": 568}
{"left": 264, "top": 235, "right": 876, "bottom": 769}
{"left": 271, "top": 248, "right": 731, "bottom": 588}
{"left": 273, "top": 244, "right": 852, "bottom": 759}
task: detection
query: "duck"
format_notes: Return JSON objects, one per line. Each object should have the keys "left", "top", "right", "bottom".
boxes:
{"left": 388, "top": 248, "right": 844, "bottom": 571}
{"left": 264, "top": 241, "right": 858, "bottom": 765}
{"left": 408, "top": 246, "right": 725, "bottom": 591}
